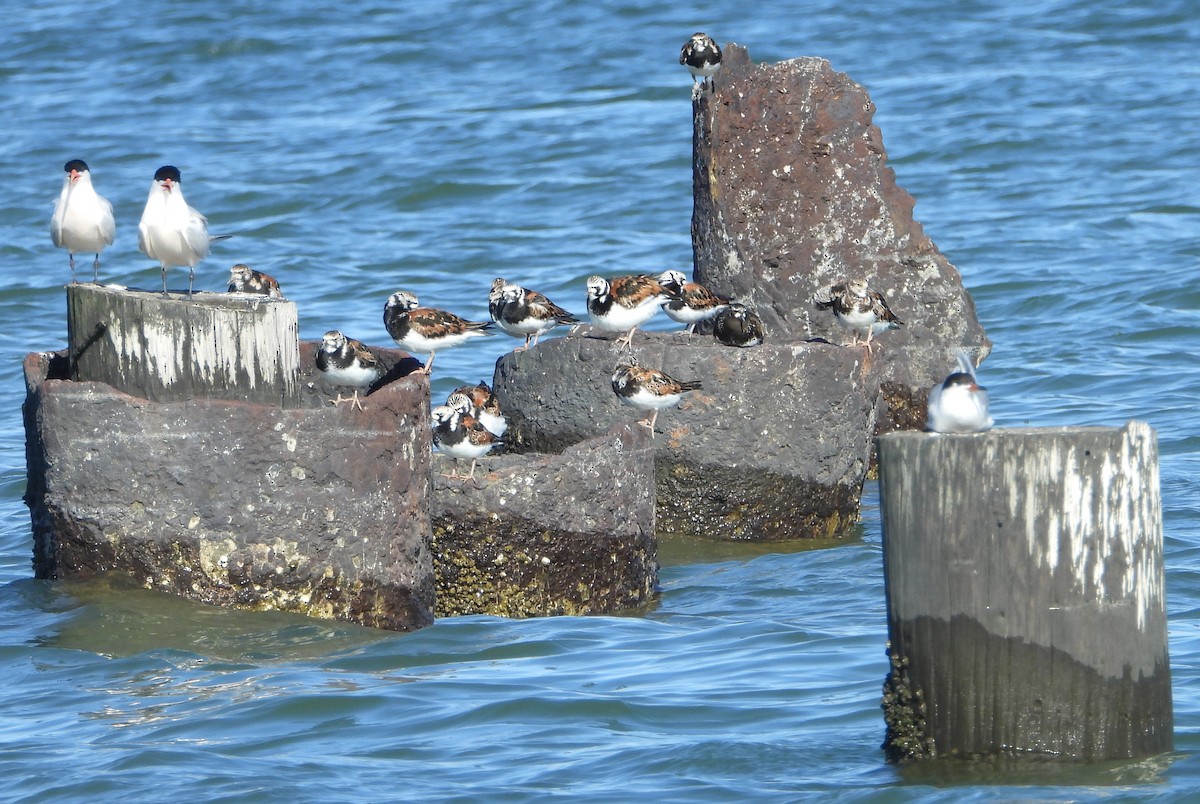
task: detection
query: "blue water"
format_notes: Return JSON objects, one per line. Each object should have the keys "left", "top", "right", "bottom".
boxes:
{"left": 2, "top": 0, "right": 1198, "bottom": 799}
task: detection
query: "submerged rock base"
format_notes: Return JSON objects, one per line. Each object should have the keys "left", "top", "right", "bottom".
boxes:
{"left": 493, "top": 332, "right": 882, "bottom": 541}
{"left": 23, "top": 347, "right": 435, "bottom": 632}
{"left": 430, "top": 422, "right": 657, "bottom": 617}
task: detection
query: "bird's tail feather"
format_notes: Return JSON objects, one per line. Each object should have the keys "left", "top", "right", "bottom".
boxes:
{"left": 955, "top": 348, "right": 977, "bottom": 378}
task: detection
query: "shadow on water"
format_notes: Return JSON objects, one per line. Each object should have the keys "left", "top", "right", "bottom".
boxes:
{"left": 10, "top": 572, "right": 392, "bottom": 663}
{"left": 893, "top": 750, "right": 1179, "bottom": 790}
{"left": 657, "top": 527, "right": 866, "bottom": 567}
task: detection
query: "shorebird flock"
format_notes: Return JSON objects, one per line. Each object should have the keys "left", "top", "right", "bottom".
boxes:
{"left": 48, "top": 32, "right": 989, "bottom": 482}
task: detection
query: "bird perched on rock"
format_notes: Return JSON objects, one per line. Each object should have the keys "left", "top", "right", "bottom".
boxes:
{"left": 383, "top": 290, "right": 493, "bottom": 375}
{"left": 586, "top": 274, "right": 672, "bottom": 350}
{"left": 814, "top": 278, "right": 903, "bottom": 350}
{"left": 713, "top": 303, "right": 765, "bottom": 348}
{"left": 657, "top": 269, "right": 732, "bottom": 333}
{"left": 611, "top": 361, "right": 702, "bottom": 435}
{"left": 926, "top": 351, "right": 993, "bottom": 433}
{"left": 449, "top": 381, "right": 507, "bottom": 437}
{"left": 227, "top": 263, "right": 283, "bottom": 298}
{"left": 315, "top": 330, "right": 381, "bottom": 411}
{"left": 138, "top": 165, "right": 230, "bottom": 295}
{"left": 431, "top": 403, "right": 501, "bottom": 481}
{"left": 490, "top": 278, "right": 578, "bottom": 351}
{"left": 50, "top": 159, "right": 115, "bottom": 285}
{"left": 680, "top": 32, "right": 722, "bottom": 85}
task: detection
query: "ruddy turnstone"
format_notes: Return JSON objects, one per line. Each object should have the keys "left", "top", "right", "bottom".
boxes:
{"left": 431, "top": 403, "right": 501, "bottom": 481}
{"left": 227, "top": 263, "right": 284, "bottom": 298}
{"left": 657, "top": 269, "right": 733, "bottom": 333}
{"left": 713, "top": 303, "right": 765, "bottom": 348}
{"left": 137, "top": 165, "right": 230, "bottom": 295}
{"left": 926, "top": 351, "right": 993, "bottom": 433}
{"left": 814, "top": 278, "right": 903, "bottom": 349}
{"left": 611, "top": 361, "right": 702, "bottom": 435}
{"left": 383, "top": 290, "right": 493, "bottom": 375}
{"left": 585, "top": 274, "right": 672, "bottom": 349}
{"left": 449, "top": 381, "right": 507, "bottom": 437}
{"left": 490, "top": 279, "right": 579, "bottom": 351}
{"left": 50, "top": 159, "right": 115, "bottom": 285}
{"left": 680, "top": 32, "right": 722, "bottom": 84}
{"left": 315, "top": 329, "right": 381, "bottom": 411}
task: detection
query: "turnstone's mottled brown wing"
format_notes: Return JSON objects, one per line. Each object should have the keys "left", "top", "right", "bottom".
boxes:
{"left": 609, "top": 275, "right": 663, "bottom": 309}
{"left": 869, "top": 290, "right": 903, "bottom": 326}
{"left": 409, "top": 307, "right": 492, "bottom": 337}
{"left": 463, "top": 414, "right": 500, "bottom": 449}
{"left": 682, "top": 282, "right": 730, "bottom": 310}
{"left": 638, "top": 365, "right": 702, "bottom": 396}
{"left": 526, "top": 290, "right": 578, "bottom": 323}
{"left": 346, "top": 337, "right": 380, "bottom": 373}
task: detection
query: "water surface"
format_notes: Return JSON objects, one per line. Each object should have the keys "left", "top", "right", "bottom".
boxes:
{"left": 1, "top": 1, "right": 1198, "bottom": 800}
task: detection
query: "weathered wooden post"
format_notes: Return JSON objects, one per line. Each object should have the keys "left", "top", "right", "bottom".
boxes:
{"left": 67, "top": 283, "right": 302, "bottom": 406}
{"left": 26, "top": 284, "right": 435, "bottom": 631}
{"left": 877, "top": 423, "right": 1172, "bottom": 761}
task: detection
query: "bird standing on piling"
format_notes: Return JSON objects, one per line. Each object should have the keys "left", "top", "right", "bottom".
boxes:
{"left": 227, "top": 264, "right": 283, "bottom": 298}
{"left": 50, "top": 159, "right": 115, "bottom": 285}
{"left": 383, "top": 290, "right": 493, "bottom": 375}
{"left": 449, "top": 381, "right": 507, "bottom": 437}
{"left": 138, "top": 165, "right": 229, "bottom": 295}
{"left": 657, "top": 269, "right": 732, "bottom": 333}
{"left": 611, "top": 361, "right": 702, "bottom": 435}
{"left": 680, "top": 32, "right": 722, "bottom": 84}
{"left": 586, "top": 275, "right": 672, "bottom": 350}
{"left": 431, "top": 403, "right": 501, "bottom": 481}
{"left": 315, "top": 330, "right": 381, "bottom": 411}
{"left": 814, "top": 278, "right": 903, "bottom": 351}
{"left": 490, "top": 279, "right": 578, "bottom": 352}
{"left": 926, "top": 351, "right": 993, "bottom": 433}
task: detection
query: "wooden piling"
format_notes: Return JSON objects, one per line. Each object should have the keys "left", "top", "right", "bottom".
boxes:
{"left": 877, "top": 423, "right": 1172, "bottom": 761}
{"left": 67, "top": 283, "right": 301, "bottom": 406}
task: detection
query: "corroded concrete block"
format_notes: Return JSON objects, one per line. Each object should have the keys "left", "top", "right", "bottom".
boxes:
{"left": 23, "top": 344, "right": 434, "bottom": 632}
{"left": 493, "top": 332, "right": 882, "bottom": 540}
{"left": 691, "top": 45, "right": 990, "bottom": 428}
{"left": 430, "top": 421, "right": 657, "bottom": 617}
